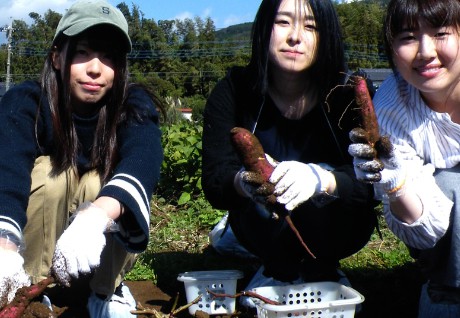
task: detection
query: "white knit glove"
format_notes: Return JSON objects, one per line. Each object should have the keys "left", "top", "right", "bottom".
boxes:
{"left": 269, "top": 161, "right": 332, "bottom": 211}
{"left": 0, "top": 249, "right": 31, "bottom": 308}
{"left": 375, "top": 149, "right": 407, "bottom": 198}
{"left": 51, "top": 202, "right": 114, "bottom": 286}
{"left": 348, "top": 128, "right": 407, "bottom": 198}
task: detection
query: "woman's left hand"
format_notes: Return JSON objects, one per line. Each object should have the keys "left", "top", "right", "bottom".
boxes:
{"left": 269, "top": 162, "right": 332, "bottom": 211}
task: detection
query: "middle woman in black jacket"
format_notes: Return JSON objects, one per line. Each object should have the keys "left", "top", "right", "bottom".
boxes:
{"left": 202, "top": 0, "right": 378, "bottom": 304}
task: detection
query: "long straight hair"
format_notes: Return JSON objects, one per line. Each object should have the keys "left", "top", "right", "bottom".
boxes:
{"left": 384, "top": 0, "right": 460, "bottom": 69}
{"left": 248, "top": 0, "right": 347, "bottom": 104}
{"left": 40, "top": 25, "right": 129, "bottom": 182}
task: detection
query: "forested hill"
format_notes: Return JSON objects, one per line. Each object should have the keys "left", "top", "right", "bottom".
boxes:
{"left": 215, "top": 22, "right": 252, "bottom": 42}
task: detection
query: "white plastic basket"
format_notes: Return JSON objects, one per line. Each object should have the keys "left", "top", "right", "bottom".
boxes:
{"left": 177, "top": 270, "right": 244, "bottom": 315}
{"left": 250, "top": 281, "right": 364, "bottom": 318}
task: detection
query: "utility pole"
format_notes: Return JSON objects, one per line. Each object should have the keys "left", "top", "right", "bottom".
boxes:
{"left": 1, "top": 20, "right": 13, "bottom": 92}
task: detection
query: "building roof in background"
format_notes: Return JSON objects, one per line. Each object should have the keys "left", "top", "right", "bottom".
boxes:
{"left": 360, "top": 68, "right": 392, "bottom": 83}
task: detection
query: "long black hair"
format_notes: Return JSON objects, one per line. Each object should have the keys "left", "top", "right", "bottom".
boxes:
{"left": 40, "top": 24, "right": 129, "bottom": 182}
{"left": 248, "top": 0, "right": 347, "bottom": 104}
{"left": 384, "top": 0, "right": 460, "bottom": 69}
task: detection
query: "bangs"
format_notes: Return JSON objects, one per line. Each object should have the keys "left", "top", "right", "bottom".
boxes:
{"left": 420, "top": 1, "right": 460, "bottom": 28}
{"left": 388, "top": 2, "right": 419, "bottom": 35}
{"left": 389, "top": 0, "right": 460, "bottom": 36}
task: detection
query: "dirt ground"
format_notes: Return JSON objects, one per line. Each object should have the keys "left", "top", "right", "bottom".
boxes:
{"left": 18, "top": 278, "right": 257, "bottom": 318}
{"left": 40, "top": 281, "right": 172, "bottom": 318}
{"left": 17, "top": 279, "right": 177, "bottom": 318}
{"left": 5, "top": 246, "right": 260, "bottom": 318}
{"left": 5, "top": 245, "right": 424, "bottom": 318}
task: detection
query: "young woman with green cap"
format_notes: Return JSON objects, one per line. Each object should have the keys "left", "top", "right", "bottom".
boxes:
{"left": 0, "top": 1, "right": 164, "bottom": 317}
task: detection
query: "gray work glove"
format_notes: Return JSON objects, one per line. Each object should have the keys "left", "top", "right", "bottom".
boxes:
{"left": 348, "top": 127, "right": 407, "bottom": 198}
{"left": 51, "top": 202, "right": 115, "bottom": 286}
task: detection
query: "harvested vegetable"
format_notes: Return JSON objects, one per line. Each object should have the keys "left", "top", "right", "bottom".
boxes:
{"left": 0, "top": 276, "right": 55, "bottom": 318}
{"left": 353, "top": 76, "right": 380, "bottom": 145}
{"left": 352, "top": 75, "right": 392, "bottom": 158}
{"left": 230, "top": 127, "right": 316, "bottom": 259}
{"left": 230, "top": 127, "right": 275, "bottom": 182}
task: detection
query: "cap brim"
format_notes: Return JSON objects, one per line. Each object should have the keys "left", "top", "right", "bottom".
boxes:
{"left": 61, "top": 20, "right": 132, "bottom": 53}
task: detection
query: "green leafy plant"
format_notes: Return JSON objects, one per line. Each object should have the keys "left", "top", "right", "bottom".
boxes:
{"left": 156, "top": 121, "right": 225, "bottom": 229}
{"left": 124, "top": 256, "right": 157, "bottom": 282}
{"left": 158, "top": 121, "right": 203, "bottom": 204}
{"left": 182, "top": 195, "right": 226, "bottom": 228}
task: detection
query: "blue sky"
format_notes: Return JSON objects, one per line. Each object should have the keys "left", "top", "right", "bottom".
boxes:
{"left": 111, "top": 1, "right": 261, "bottom": 30}
{"left": 0, "top": 0, "right": 261, "bottom": 42}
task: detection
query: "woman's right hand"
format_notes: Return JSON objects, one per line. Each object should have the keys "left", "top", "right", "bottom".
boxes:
{"left": 233, "top": 153, "right": 278, "bottom": 203}
{"left": 0, "top": 247, "right": 30, "bottom": 308}
{"left": 234, "top": 169, "right": 274, "bottom": 203}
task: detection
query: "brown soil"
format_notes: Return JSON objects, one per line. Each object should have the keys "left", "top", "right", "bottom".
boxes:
{"left": 2, "top": 246, "right": 260, "bottom": 318}
{"left": 13, "top": 280, "right": 176, "bottom": 318}
{"left": 1, "top": 245, "right": 424, "bottom": 318}
{"left": 6, "top": 280, "right": 160, "bottom": 318}
{"left": 13, "top": 279, "right": 257, "bottom": 318}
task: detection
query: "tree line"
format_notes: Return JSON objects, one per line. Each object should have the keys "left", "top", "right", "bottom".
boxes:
{"left": 0, "top": 0, "right": 389, "bottom": 116}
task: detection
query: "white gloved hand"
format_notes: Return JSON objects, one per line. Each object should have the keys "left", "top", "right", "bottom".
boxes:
{"left": 51, "top": 202, "right": 113, "bottom": 287}
{"left": 348, "top": 128, "right": 407, "bottom": 198}
{"left": 269, "top": 161, "right": 332, "bottom": 211}
{"left": 0, "top": 249, "right": 31, "bottom": 308}
{"left": 376, "top": 148, "right": 407, "bottom": 198}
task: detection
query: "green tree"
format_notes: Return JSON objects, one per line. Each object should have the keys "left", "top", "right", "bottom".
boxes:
{"left": 336, "top": 1, "right": 388, "bottom": 69}
{"left": 11, "top": 10, "right": 62, "bottom": 82}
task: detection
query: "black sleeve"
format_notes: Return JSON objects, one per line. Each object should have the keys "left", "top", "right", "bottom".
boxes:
{"left": 202, "top": 72, "right": 250, "bottom": 211}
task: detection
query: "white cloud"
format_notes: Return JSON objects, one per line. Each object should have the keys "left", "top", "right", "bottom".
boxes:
{"left": 222, "top": 15, "right": 244, "bottom": 28}
{"left": 0, "top": 0, "right": 76, "bottom": 43}
{"left": 173, "top": 8, "right": 213, "bottom": 22}
{"left": 0, "top": 0, "right": 73, "bottom": 29}
{"left": 173, "top": 11, "right": 193, "bottom": 21}
{"left": 221, "top": 11, "right": 255, "bottom": 28}
{"left": 202, "top": 8, "right": 212, "bottom": 18}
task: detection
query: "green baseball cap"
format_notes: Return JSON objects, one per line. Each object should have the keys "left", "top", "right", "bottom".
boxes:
{"left": 53, "top": 0, "right": 132, "bottom": 53}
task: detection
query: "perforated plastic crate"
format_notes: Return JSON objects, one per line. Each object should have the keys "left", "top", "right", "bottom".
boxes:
{"left": 177, "top": 270, "right": 244, "bottom": 315}
{"left": 251, "top": 281, "right": 364, "bottom": 318}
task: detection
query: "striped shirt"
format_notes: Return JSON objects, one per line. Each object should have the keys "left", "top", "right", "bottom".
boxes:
{"left": 373, "top": 72, "right": 455, "bottom": 249}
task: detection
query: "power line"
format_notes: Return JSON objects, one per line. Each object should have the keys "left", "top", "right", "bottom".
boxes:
{"left": 5, "top": 39, "right": 384, "bottom": 58}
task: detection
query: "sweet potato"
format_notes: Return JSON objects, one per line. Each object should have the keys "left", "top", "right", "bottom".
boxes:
{"left": 353, "top": 75, "right": 392, "bottom": 158}
{"left": 230, "top": 127, "right": 274, "bottom": 182}
{"left": 230, "top": 127, "right": 316, "bottom": 259}
{"left": 0, "top": 276, "right": 55, "bottom": 318}
{"left": 353, "top": 76, "right": 380, "bottom": 146}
